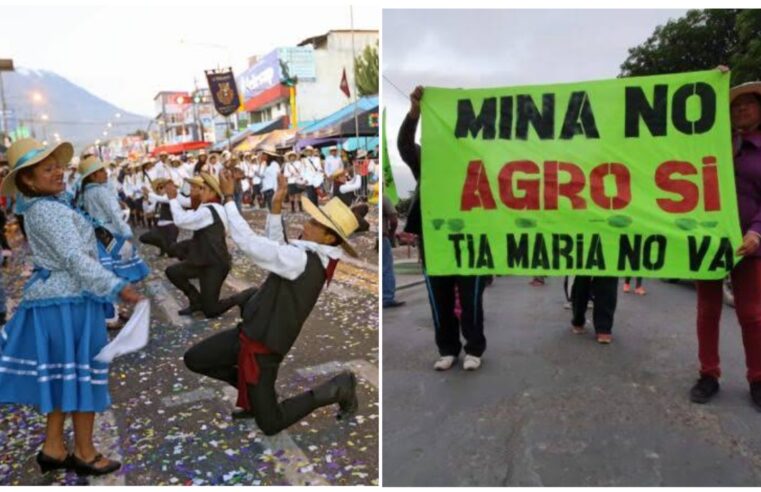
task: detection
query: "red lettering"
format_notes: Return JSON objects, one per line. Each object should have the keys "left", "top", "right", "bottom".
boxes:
{"left": 498, "top": 160, "right": 540, "bottom": 210}
{"left": 557, "top": 161, "right": 587, "bottom": 209}
{"left": 460, "top": 160, "right": 497, "bottom": 211}
{"left": 702, "top": 156, "right": 720, "bottom": 211}
{"left": 655, "top": 160, "right": 699, "bottom": 213}
{"left": 589, "top": 163, "right": 631, "bottom": 210}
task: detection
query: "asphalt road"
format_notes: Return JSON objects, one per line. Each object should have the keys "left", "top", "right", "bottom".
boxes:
{"left": 383, "top": 273, "right": 761, "bottom": 486}
{"left": 0, "top": 206, "right": 379, "bottom": 486}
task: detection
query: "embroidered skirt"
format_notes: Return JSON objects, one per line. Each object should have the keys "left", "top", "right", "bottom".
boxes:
{"left": 97, "top": 236, "right": 150, "bottom": 283}
{"left": 0, "top": 297, "right": 112, "bottom": 413}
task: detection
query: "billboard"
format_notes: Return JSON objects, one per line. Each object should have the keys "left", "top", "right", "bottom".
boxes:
{"left": 238, "top": 47, "right": 317, "bottom": 102}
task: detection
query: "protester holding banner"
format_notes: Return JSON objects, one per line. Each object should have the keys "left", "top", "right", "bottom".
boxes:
{"left": 570, "top": 276, "right": 618, "bottom": 344}
{"left": 0, "top": 138, "right": 142, "bottom": 477}
{"left": 399, "top": 86, "right": 487, "bottom": 371}
{"left": 183, "top": 171, "right": 360, "bottom": 435}
{"left": 691, "top": 80, "right": 761, "bottom": 409}
{"left": 383, "top": 195, "right": 404, "bottom": 309}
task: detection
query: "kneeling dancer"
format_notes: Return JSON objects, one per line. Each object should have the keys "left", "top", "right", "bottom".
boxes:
{"left": 183, "top": 172, "right": 359, "bottom": 435}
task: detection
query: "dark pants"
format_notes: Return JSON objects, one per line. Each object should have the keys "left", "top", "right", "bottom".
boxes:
{"left": 165, "top": 261, "right": 234, "bottom": 318}
{"left": 424, "top": 274, "right": 487, "bottom": 357}
{"left": 183, "top": 327, "right": 344, "bottom": 435}
{"left": 263, "top": 190, "right": 275, "bottom": 211}
{"left": 304, "top": 186, "right": 319, "bottom": 206}
{"left": 167, "top": 239, "right": 191, "bottom": 260}
{"left": 139, "top": 224, "right": 179, "bottom": 255}
{"left": 571, "top": 276, "right": 618, "bottom": 334}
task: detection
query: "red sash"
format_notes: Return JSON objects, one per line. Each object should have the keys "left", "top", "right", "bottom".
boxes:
{"left": 236, "top": 331, "right": 272, "bottom": 411}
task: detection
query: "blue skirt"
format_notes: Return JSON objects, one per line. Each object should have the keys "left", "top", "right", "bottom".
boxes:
{"left": 0, "top": 298, "right": 112, "bottom": 414}
{"left": 97, "top": 237, "right": 150, "bottom": 283}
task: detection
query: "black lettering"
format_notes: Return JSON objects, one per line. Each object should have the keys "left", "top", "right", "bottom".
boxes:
{"left": 467, "top": 234, "right": 475, "bottom": 268}
{"left": 625, "top": 85, "right": 668, "bottom": 137}
{"left": 708, "top": 237, "right": 734, "bottom": 272}
{"left": 507, "top": 233, "right": 529, "bottom": 268}
{"left": 498, "top": 96, "right": 513, "bottom": 140}
{"left": 449, "top": 234, "right": 465, "bottom": 268}
{"left": 688, "top": 235, "right": 711, "bottom": 271}
{"left": 531, "top": 234, "right": 550, "bottom": 269}
{"left": 476, "top": 234, "right": 494, "bottom": 269}
{"left": 672, "top": 82, "right": 716, "bottom": 135}
{"left": 560, "top": 91, "right": 600, "bottom": 139}
{"left": 516, "top": 94, "right": 554, "bottom": 140}
{"left": 585, "top": 234, "right": 606, "bottom": 269}
{"left": 552, "top": 234, "right": 574, "bottom": 269}
{"left": 643, "top": 235, "right": 667, "bottom": 270}
{"left": 455, "top": 98, "right": 497, "bottom": 139}
{"left": 618, "top": 234, "right": 642, "bottom": 270}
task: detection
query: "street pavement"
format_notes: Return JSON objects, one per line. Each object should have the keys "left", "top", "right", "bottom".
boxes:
{"left": 383, "top": 267, "right": 761, "bottom": 486}
{"left": 0, "top": 205, "right": 378, "bottom": 486}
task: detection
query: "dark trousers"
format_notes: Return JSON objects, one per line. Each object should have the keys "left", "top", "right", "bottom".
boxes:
{"left": 167, "top": 239, "right": 191, "bottom": 260}
{"left": 139, "top": 224, "right": 178, "bottom": 255}
{"left": 165, "top": 261, "right": 234, "bottom": 318}
{"left": 571, "top": 276, "right": 618, "bottom": 334}
{"left": 184, "top": 328, "right": 343, "bottom": 435}
{"left": 305, "top": 186, "right": 319, "bottom": 206}
{"left": 424, "top": 274, "right": 487, "bottom": 357}
{"left": 263, "top": 190, "right": 275, "bottom": 211}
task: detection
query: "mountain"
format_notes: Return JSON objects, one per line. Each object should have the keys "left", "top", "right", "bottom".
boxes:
{"left": 0, "top": 67, "right": 150, "bottom": 152}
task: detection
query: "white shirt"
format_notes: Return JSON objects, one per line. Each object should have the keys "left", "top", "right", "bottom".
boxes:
{"left": 169, "top": 200, "right": 228, "bottom": 231}
{"left": 339, "top": 174, "right": 362, "bottom": 194}
{"left": 262, "top": 161, "right": 280, "bottom": 192}
{"left": 324, "top": 155, "right": 343, "bottom": 179}
{"left": 303, "top": 157, "right": 324, "bottom": 187}
{"left": 147, "top": 162, "right": 171, "bottom": 182}
{"left": 223, "top": 201, "right": 342, "bottom": 280}
{"left": 283, "top": 160, "right": 304, "bottom": 184}
{"left": 252, "top": 162, "right": 265, "bottom": 185}
{"left": 147, "top": 192, "right": 174, "bottom": 226}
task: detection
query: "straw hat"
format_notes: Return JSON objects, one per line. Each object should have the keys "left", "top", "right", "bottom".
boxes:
{"left": 261, "top": 146, "right": 279, "bottom": 158}
{"left": 2, "top": 138, "right": 74, "bottom": 197}
{"left": 300, "top": 196, "right": 359, "bottom": 257}
{"left": 356, "top": 149, "right": 368, "bottom": 158}
{"left": 730, "top": 81, "right": 761, "bottom": 103}
{"left": 285, "top": 150, "right": 298, "bottom": 159}
{"left": 188, "top": 172, "right": 223, "bottom": 199}
{"left": 151, "top": 178, "right": 171, "bottom": 192}
{"left": 77, "top": 155, "right": 107, "bottom": 180}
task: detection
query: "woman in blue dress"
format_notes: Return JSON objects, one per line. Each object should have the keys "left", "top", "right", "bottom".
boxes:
{"left": 0, "top": 139, "right": 143, "bottom": 477}
{"left": 77, "top": 155, "right": 150, "bottom": 283}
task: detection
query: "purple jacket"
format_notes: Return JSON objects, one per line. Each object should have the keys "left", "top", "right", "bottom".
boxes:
{"left": 733, "top": 131, "right": 761, "bottom": 258}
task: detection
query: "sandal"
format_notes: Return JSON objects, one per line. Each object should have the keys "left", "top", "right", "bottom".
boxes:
{"left": 71, "top": 453, "right": 121, "bottom": 477}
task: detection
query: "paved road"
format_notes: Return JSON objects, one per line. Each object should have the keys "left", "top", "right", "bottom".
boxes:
{"left": 383, "top": 273, "right": 761, "bottom": 486}
{"left": 0, "top": 207, "right": 378, "bottom": 485}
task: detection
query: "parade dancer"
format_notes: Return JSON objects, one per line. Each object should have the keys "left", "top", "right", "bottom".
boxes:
{"left": 183, "top": 171, "right": 359, "bottom": 435}
{"left": 260, "top": 149, "right": 280, "bottom": 211}
{"left": 138, "top": 178, "right": 179, "bottom": 257}
{"left": 0, "top": 138, "right": 142, "bottom": 477}
{"left": 164, "top": 173, "right": 237, "bottom": 318}
{"left": 302, "top": 146, "right": 325, "bottom": 206}
{"left": 78, "top": 156, "right": 150, "bottom": 283}
{"left": 283, "top": 150, "right": 305, "bottom": 213}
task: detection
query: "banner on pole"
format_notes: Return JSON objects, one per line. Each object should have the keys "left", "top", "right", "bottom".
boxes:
{"left": 420, "top": 70, "right": 741, "bottom": 279}
{"left": 205, "top": 68, "right": 241, "bottom": 117}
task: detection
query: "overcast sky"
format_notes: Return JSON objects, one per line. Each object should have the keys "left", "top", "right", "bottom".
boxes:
{"left": 382, "top": 8, "right": 689, "bottom": 197}
{"left": 0, "top": 5, "right": 378, "bottom": 117}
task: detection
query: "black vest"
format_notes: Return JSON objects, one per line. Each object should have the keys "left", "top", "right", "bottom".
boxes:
{"left": 187, "top": 204, "right": 231, "bottom": 267}
{"left": 240, "top": 252, "right": 326, "bottom": 355}
{"left": 157, "top": 202, "right": 172, "bottom": 222}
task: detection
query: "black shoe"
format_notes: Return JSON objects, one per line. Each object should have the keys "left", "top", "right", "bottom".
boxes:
{"left": 71, "top": 453, "right": 121, "bottom": 477}
{"left": 231, "top": 408, "right": 256, "bottom": 420}
{"left": 178, "top": 305, "right": 201, "bottom": 316}
{"left": 335, "top": 372, "right": 358, "bottom": 420}
{"left": 383, "top": 300, "right": 406, "bottom": 309}
{"left": 751, "top": 382, "right": 761, "bottom": 411}
{"left": 36, "top": 451, "right": 72, "bottom": 474}
{"left": 690, "top": 375, "right": 720, "bottom": 404}
{"left": 0, "top": 312, "right": 6, "bottom": 326}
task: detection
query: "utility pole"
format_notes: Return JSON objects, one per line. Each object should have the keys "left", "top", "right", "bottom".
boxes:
{"left": 0, "top": 59, "right": 14, "bottom": 144}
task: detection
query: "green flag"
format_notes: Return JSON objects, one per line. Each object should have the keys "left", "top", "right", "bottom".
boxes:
{"left": 382, "top": 109, "right": 399, "bottom": 205}
{"left": 420, "top": 69, "right": 742, "bottom": 279}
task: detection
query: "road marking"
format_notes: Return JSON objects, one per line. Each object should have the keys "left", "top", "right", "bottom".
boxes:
{"left": 161, "top": 387, "right": 218, "bottom": 408}
{"left": 146, "top": 280, "right": 190, "bottom": 327}
{"left": 296, "top": 359, "right": 378, "bottom": 389}
{"left": 90, "top": 410, "right": 126, "bottom": 485}
{"left": 219, "top": 387, "right": 329, "bottom": 486}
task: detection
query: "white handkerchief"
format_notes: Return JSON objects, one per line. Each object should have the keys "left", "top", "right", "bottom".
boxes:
{"left": 95, "top": 299, "right": 151, "bottom": 363}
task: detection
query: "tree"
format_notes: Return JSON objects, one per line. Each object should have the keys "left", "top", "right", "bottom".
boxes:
{"left": 354, "top": 42, "right": 379, "bottom": 96}
{"left": 620, "top": 9, "right": 761, "bottom": 85}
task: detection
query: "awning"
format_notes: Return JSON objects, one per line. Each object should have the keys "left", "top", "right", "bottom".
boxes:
{"left": 234, "top": 128, "right": 298, "bottom": 153}
{"left": 297, "top": 96, "right": 378, "bottom": 139}
{"left": 151, "top": 141, "right": 210, "bottom": 156}
{"left": 212, "top": 117, "right": 287, "bottom": 151}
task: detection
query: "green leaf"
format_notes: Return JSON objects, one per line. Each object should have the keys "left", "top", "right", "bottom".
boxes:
{"left": 515, "top": 218, "right": 537, "bottom": 228}
{"left": 701, "top": 220, "right": 719, "bottom": 228}
{"left": 675, "top": 218, "right": 698, "bottom": 231}
{"left": 432, "top": 219, "right": 444, "bottom": 231}
{"left": 608, "top": 215, "right": 633, "bottom": 228}
{"left": 447, "top": 218, "right": 465, "bottom": 232}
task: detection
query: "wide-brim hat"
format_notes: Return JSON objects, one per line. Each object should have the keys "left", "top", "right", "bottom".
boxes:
{"left": 261, "top": 146, "right": 279, "bottom": 158}
{"left": 356, "top": 149, "right": 368, "bottom": 158}
{"left": 285, "top": 150, "right": 298, "bottom": 159}
{"left": 2, "top": 138, "right": 74, "bottom": 197}
{"left": 300, "top": 196, "right": 359, "bottom": 257}
{"left": 152, "top": 177, "right": 171, "bottom": 191}
{"left": 198, "top": 149, "right": 207, "bottom": 156}
{"left": 141, "top": 158, "right": 154, "bottom": 167}
{"left": 78, "top": 155, "right": 107, "bottom": 180}
{"left": 305, "top": 146, "right": 315, "bottom": 151}
{"left": 199, "top": 172, "right": 223, "bottom": 199}
{"left": 730, "top": 81, "right": 761, "bottom": 103}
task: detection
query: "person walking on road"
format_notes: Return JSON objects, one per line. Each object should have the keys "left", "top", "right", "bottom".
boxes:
{"left": 690, "top": 79, "right": 761, "bottom": 410}
{"left": 570, "top": 276, "right": 618, "bottom": 344}
{"left": 398, "top": 86, "right": 487, "bottom": 372}
{"left": 382, "top": 195, "right": 404, "bottom": 308}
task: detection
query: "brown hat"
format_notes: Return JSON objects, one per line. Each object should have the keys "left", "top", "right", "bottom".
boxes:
{"left": 2, "top": 138, "right": 74, "bottom": 197}
{"left": 300, "top": 196, "right": 359, "bottom": 257}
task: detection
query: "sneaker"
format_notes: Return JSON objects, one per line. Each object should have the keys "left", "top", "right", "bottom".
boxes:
{"left": 571, "top": 324, "right": 586, "bottom": 335}
{"left": 596, "top": 333, "right": 613, "bottom": 344}
{"left": 463, "top": 354, "right": 481, "bottom": 371}
{"left": 635, "top": 286, "right": 647, "bottom": 296}
{"left": 623, "top": 283, "right": 631, "bottom": 293}
{"left": 433, "top": 355, "right": 456, "bottom": 371}
{"left": 383, "top": 300, "right": 406, "bottom": 309}
{"left": 751, "top": 382, "right": 761, "bottom": 411}
{"left": 690, "top": 375, "right": 719, "bottom": 404}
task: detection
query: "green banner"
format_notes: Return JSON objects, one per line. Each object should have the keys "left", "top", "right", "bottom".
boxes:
{"left": 420, "top": 70, "right": 742, "bottom": 279}
{"left": 382, "top": 109, "right": 399, "bottom": 205}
